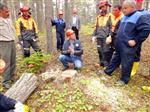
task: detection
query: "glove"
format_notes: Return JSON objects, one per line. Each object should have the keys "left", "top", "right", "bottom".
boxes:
{"left": 92, "top": 36, "right": 96, "bottom": 44}
{"left": 14, "top": 102, "right": 29, "bottom": 112}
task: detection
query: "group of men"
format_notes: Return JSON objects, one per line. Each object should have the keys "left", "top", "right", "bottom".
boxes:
{"left": 51, "top": 8, "right": 83, "bottom": 71}
{"left": 93, "top": 0, "right": 150, "bottom": 85}
{"left": 0, "top": 0, "right": 150, "bottom": 111}
{"left": 0, "top": 2, "right": 83, "bottom": 111}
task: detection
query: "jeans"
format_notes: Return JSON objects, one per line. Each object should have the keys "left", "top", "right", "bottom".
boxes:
{"left": 59, "top": 54, "right": 82, "bottom": 70}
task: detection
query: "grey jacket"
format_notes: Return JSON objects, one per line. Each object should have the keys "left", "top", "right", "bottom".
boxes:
{"left": 93, "top": 14, "right": 112, "bottom": 38}
{"left": 71, "top": 15, "right": 81, "bottom": 30}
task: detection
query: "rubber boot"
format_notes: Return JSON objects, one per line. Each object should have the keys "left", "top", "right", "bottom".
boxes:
{"left": 131, "top": 62, "right": 139, "bottom": 77}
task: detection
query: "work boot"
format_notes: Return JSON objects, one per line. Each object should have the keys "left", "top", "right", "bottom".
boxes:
{"left": 98, "top": 70, "right": 111, "bottom": 81}
{"left": 3, "top": 82, "right": 11, "bottom": 89}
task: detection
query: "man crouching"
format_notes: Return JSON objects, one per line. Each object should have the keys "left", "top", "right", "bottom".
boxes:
{"left": 59, "top": 29, "right": 83, "bottom": 71}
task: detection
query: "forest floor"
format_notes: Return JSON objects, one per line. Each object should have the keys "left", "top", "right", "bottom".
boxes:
{"left": 0, "top": 25, "right": 150, "bottom": 112}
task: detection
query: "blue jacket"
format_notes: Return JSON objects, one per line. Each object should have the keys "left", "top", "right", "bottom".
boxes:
{"left": 51, "top": 18, "right": 66, "bottom": 33}
{"left": 116, "top": 11, "right": 150, "bottom": 51}
{"left": 61, "top": 39, "right": 83, "bottom": 58}
{"left": 0, "top": 93, "right": 16, "bottom": 112}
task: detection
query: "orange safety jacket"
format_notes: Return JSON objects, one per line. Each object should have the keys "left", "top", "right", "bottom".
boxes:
{"left": 111, "top": 13, "right": 124, "bottom": 32}
{"left": 93, "top": 13, "right": 113, "bottom": 37}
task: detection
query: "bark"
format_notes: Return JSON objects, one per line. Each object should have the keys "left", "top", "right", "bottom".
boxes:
{"left": 5, "top": 73, "right": 38, "bottom": 103}
{"left": 45, "top": 0, "right": 53, "bottom": 53}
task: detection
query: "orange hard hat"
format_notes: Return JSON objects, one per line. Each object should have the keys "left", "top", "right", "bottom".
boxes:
{"left": 66, "top": 29, "right": 74, "bottom": 37}
{"left": 58, "top": 10, "right": 63, "bottom": 15}
{"left": 73, "top": 8, "right": 77, "bottom": 14}
{"left": 98, "top": 1, "right": 111, "bottom": 9}
{"left": 0, "top": 59, "right": 6, "bottom": 74}
{"left": 20, "top": 6, "right": 29, "bottom": 12}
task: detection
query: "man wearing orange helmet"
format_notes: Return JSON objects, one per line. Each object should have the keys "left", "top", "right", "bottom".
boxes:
{"left": 71, "top": 8, "right": 81, "bottom": 40}
{"left": 51, "top": 11, "right": 66, "bottom": 51}
{"left": 16, "top": 6, "right": 41, "bottom": 58}
{"left": 59, "top": 29, "right": 83, "bottom": 71}
{"left": 92, "top": 0, "right": 113, "bottom": 67}
{"left": 0, "top": 3, "right": 16, "bottom": 88}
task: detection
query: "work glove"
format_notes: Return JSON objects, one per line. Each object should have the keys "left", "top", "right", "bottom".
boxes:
{"left": 14, "top": 102, "right": 29, "bottom": 112}
{"left": 92, "top": 36, "right": 96, "bottom": 44}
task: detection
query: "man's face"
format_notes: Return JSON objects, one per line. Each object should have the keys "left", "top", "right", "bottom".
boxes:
{"left": 100, "top": 5, "right": 107, "bottom": 11}
{"left": 0, "top": 7, "right": 10, "bottom": 18}
{"left": 122, "top": 5, "right": 134, "bottom": 16}
{"left": 113, "top": 7, "right": 120, "bottom": 17}
{"left": 59, "top": 14, "right": 63, "bottom": 19}
{"left": 70, "top": 33, "right": 75, "bottom": 40}
{"left": 22, "top": 11, "right": 29, "bottom": 16}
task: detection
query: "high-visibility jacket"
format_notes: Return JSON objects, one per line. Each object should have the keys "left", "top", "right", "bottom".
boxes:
{"left": 93, "top": 13, "right": 113, "bottom": 38}
{"left": 111, "top": 13, "right": 124, "bottom": 32}
{"left": 15, "top": 16, "right": 38, "bottom": 37}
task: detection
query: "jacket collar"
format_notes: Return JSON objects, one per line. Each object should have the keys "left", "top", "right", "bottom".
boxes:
{"left": 126, "top": 11, "right": 137, "bottom": 17}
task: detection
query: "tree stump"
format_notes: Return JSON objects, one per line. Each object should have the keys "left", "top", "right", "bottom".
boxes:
{"left": 5, "top": 73, "right": 38, "bottom": 103}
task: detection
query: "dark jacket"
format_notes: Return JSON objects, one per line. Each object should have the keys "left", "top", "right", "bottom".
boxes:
{"left": 0, "top": 93, "right": 16, "bottom": 112}
{"left": 116, "top": 11, "right": 150, "bottom": 54}
{"left": 51, "top": 18, "right": 66, "bottom": 34}
{"left": 93, "top": 13, "right": 112, "bottom": 38}
{"left": 61, "top": 39, "right": 83, "bottom": 58}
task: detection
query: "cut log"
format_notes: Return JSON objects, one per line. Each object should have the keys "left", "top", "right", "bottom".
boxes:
{"left": 5, "top": 73, "right": 38, "bottom": 103}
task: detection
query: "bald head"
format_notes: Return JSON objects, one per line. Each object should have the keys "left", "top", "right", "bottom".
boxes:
{"left": 122, "top": 0, "right": 137, "bottom": 16}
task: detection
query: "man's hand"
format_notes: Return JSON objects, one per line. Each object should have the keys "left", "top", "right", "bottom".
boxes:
{"left": 68, "top": 46, "right": 74, "bottom": 54}
{"left": 128, "top": 40, "right": 136, "bottom": 47}
{"left": 92, "top": 36, "right": 96, "bottom": 44}
{"left": 106, "top": 36, "right": 112, "bottom": 44}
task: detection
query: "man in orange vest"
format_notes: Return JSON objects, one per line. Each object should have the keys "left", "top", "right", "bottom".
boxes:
{"left": 92, "top": 0, "right": 113, "bottom": 67}
{"left": 16, "top": 6, "right": 41, "bottom": 58}
{"left": 106, "top": 5, "right": 124, "bottom": 51}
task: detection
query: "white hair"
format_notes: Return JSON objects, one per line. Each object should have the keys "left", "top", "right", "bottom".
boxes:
{"left": 123, "top": 0, "right": 137, "bottom": 9}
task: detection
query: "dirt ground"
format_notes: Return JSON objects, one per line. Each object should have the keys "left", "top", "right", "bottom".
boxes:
{"left": 0, "top": 27, "right": 150, "bottom": 112}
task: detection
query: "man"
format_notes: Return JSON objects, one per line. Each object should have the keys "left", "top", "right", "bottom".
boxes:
{"left": 0, "top": 3, "right": 16, "bottom": 89}
{"left": 51, "top": 11, "right": 66, "bottom": 51}
{"left": 71, "top": 8, "right": 81, "bottom": 40}
{"left": 16, "top": 6, "right": 41, "bottom": 58}
{"left": 92, "top": 0, "right": 113, "bottom": 67}
{"left": 131, "top": 0, "right": 150, "bottom": 76}
{"left": 99, "top": 0, "right": 150, "bottom": 85}
{"left": 0, "top": 93, "right": 29, "bottom": 112}
{"left": 59, "top": 29, "right": 83, "bottom": 71}
{"left": 106, "top": 5, "right": 124, "bottom": 58}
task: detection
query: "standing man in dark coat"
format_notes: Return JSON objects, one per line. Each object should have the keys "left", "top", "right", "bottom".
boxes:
{"left": 51, "top": 11, "right": 66, "bottom": 51}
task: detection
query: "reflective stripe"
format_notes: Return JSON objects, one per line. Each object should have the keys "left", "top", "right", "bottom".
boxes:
{"left": 23, "top": 48, "right": 30, "bottom": 50}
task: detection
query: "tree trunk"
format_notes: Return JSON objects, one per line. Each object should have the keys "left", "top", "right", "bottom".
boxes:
{"left": 45, "top": 0, "right": 53, "bottom": 53}
{"left": 37, "top": 0, "right": 44, "bottom": 32}
{"left": 5, "top": 73, "right": 38, "bottom": 103}
{"left": 65, "top": 0, "right": 71, "bottom": 29}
